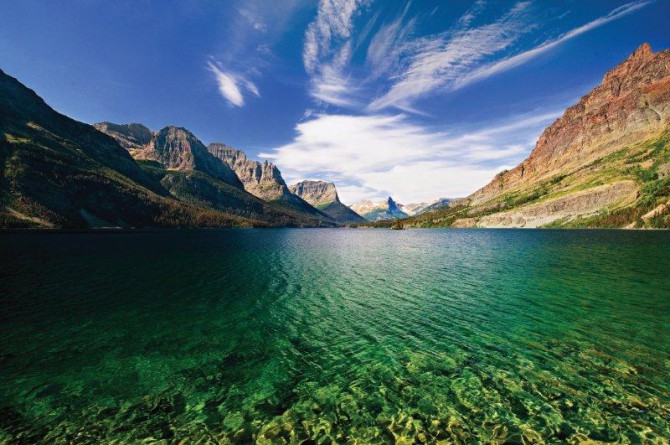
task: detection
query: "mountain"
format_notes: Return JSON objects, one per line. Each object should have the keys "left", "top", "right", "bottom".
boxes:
{"left": 0, "top": 69, "right": 335, "bottom": 228}
{"left": 351, "top": 197, "right": 408, "bottom": 221}
{"left": 93, "top": 122, "right": 153, "bottom": 152}
{"left": 289, "top": 180, "right": 365, "bottom": 224}
{"left": 0, "top": 69, "right": 253, "bottom": 228}
{"left": 398, "top": 43, "right": 670, "bottom": 229}
{"left": 207, "top": 143, "right": 287, "bottom": 200}
{"left": 207, "top": 143, "right": 332, "bottom": 222}
{"left": 400, "top": 198, "right": 454, "bottom": 216}
{"left": 142, "top": 127, "right": 242, "bottom": 187}
{"left": 94, "top": 124, "right": 334, "bottom": 226}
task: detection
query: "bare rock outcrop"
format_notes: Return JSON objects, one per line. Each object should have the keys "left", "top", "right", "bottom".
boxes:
{"left": 207, "top": 144, "right": 288, "bottom": 200}
{"left": 289, "top": 180, "right": 365, "bottom": 224}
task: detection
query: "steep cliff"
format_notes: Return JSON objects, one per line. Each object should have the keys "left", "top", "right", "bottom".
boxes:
{"left": 207, "top": 144, "right": 332, "bottom": 222}
{"left": 207, "top": 144, "right": 287, "bottom": 200}
{"left": 289, "top": 180, "right": 365, "bottom": 224}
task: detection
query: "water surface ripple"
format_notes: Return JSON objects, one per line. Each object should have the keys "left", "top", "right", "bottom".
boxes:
{"left": 0, "top": 229, "right": 669, "bottom": 443}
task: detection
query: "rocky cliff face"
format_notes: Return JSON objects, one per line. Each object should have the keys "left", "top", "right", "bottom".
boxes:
{"left": 470, "top": 43, "right": 670, "bottom": 206}
{"left": 351, "top": 197, "right": 408, "bottom": 221}
{"left": 136, "top": 127, "right": 242, "bottom": 187}
{"left": 289, "top": 180, "right": 365, "bottom": 224}
{"left": 207, "top": 144, "right": 288, "bottom": 200}
{"left": 289, "top": 180, "right": 339, "bottom": 208}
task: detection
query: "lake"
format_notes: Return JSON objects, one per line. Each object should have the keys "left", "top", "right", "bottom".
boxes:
{"left": 0, "top": 229, "right": 669, "bottom": 443}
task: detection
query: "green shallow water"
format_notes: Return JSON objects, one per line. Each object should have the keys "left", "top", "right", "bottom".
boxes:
{"left": 0, "top": 229, "right": 669, "bottom": 444}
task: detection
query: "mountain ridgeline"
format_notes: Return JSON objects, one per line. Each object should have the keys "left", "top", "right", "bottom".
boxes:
{"left": 350, "top": 197, "right": 409, "bottom": 221}
{"left": 0, "top": 69, "right": 360, "bottom": 228}
{"left": 2, "top": 43, "right": 669, "bottom": 229}
{"left": 367, "top": 43, "right": 670, "bottom": 229}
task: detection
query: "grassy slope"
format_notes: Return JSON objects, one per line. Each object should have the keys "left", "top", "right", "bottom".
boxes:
{"left": 367, "top": 131, "right": 670, "bottom": 229}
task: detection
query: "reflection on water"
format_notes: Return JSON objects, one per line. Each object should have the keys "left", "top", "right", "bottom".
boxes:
{"left": 0, "top": 229, "right": 669, "bottom": 443}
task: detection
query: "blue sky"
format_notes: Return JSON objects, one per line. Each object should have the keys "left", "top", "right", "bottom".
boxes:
{"left": 2, "top": 0, "right": 669, "bottom": 204}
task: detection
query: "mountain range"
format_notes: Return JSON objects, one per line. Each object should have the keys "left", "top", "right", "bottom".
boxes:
{"left": 365, "top": 43, "right": 670, "bottom": 229}
{"left": 1, "top": 43, "right": 669, "bottom": 229}
{"left": 0, "top": 71, "right": 359, "bottom": 228}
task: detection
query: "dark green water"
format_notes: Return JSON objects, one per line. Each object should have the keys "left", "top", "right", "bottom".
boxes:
{"left": 0, "top": 229, "right": 669, "bottom": 444}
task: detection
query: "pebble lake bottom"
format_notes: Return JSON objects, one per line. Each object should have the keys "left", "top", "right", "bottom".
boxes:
{"left": 0, "top": 229, "right": 668, "bottom": 443}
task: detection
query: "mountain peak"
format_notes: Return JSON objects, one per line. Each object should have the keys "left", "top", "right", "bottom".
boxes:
{"left": 470, "top": 42, "right": 670, "bottom": 208}
{"left": 351, "top": 197, "right": 408, "bottom": 221}
{"left": 289, "top": 180, "right": 340, "bottom": 207}
{"left": 290, "top": 180, "right": 365, "bottom": 224}
{"left": 208, "top": 143, "right": 290, "bottom": 200}
{"left": 630, "top": 42, "right": 652, "bottom": 60}
{"left": 94, "top": 122, "right": 153, "bottom": 151}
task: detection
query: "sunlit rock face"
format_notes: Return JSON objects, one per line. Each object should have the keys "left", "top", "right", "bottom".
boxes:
{"left": 139, "top": 127, "right": 242, "bottom": 187}
{"left": 95, "top": 123, "right": 242, "bottom": 187}
{"left": 290, "top": 180, "right": 365, "bottom": 224}
{"left": 208, "top": 143, "right": 290, "bottom": 201}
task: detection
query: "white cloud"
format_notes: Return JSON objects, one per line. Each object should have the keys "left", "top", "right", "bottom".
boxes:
{"left": 302, "top": 0, "right": 369, "bottom": 107}
{"left": 208, "top": 62, "right": 260, "bottom": 107}
{"left": 368, "top": 1, "right": 532, "bottom": 111}
{"left": 261, "top": 110, "right": 560, "bottom": 204}
{"left": 367, "top": 0, "right": 651, "bottom": 111}
{"left": 365, "top": 8, "right": 416, "bottom": 80}
{"left": 454, "top": 0, "right": 653, "bottom": 90}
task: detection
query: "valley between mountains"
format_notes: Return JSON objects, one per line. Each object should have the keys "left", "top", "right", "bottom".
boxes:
{"left": 1, "top": 43, "right": 669, "bottom": 229}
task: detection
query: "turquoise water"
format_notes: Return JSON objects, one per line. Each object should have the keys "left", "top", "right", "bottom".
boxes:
{"left": 0, "top": 229, "right": 669, "bottom": 444}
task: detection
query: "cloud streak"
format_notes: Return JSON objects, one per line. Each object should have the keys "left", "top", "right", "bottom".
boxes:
{"left": 368, "top": 1, "right": 533, "bottom": 111}
{"left": 302, "top": 0, "right": 369, "bottom": 107}
{"left": 208, "top": 62, "right": 260, "bottom": 107}
{"left": 454, "top": 0, "right": 653, "bottom": 90}
{"left": 368, "top": 0, "right": 652, "bottom": 111}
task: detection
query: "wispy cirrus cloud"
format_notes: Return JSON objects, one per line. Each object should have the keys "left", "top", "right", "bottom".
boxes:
{"left": 207, "top": 61, "right": 260, "bottom": 107}
{"left": 302, "top": 0, "right": 370, "bottom": 107}
{"left": 454, "top": 0, "right": 654, "bottom": 90}
{"left": 367, "top": 1, "right": 533, "bottom": 111}
{"left": 261, "top": 109, "right": 561, "bottom": 204}
{"left": 368, "top": 0, "right": 652, "bottom": 111}
{"left": 207, "top": 0, "right": 308, "bottom": 107}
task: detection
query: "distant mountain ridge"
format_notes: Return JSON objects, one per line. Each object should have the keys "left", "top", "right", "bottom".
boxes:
{"left": 351, "top": 197, "right": 409, "bottom": 221}
{"left": 289, "top": 180, "right": 365, "bottom": 224}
